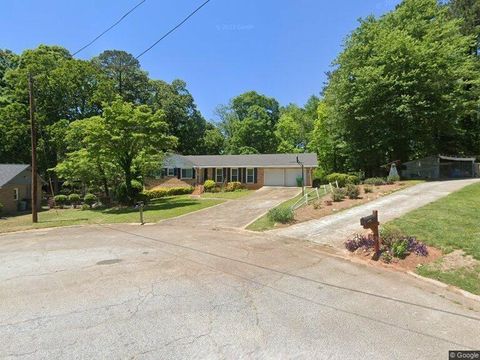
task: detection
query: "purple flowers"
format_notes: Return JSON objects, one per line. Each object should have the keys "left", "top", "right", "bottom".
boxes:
{"left": 345, "top": 233, "right": 428, "bottom": 257}
{"left": 344, "top": 234, "right": 375, "bottom": 252}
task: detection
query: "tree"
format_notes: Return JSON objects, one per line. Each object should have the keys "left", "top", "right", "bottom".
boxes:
{"left": 202, "top": 123, "right": 225, "bottom": 154}
{"left": 321, "top": 0, "right": 480, "bottom": 174}
{"left": 92, "top": 50, "right": 150, "bottom": 104}
{"left": 448, "top": 0, "right": 480, "bottom": 54}
{"left": 220, "top": 91, "right": 280, "bottom": 154}
{"left": 148, "top": 79, "right": 207, "bottom": 154}
{"left": 58, "top": 99, "right": 177, "bottom": 203}
{"left": 275, "top": 97, "right": 319, "bottom": 153}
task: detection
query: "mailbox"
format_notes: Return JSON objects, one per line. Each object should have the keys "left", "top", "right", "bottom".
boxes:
{"left": 359, "top": 210, "right": 380, "bottom": 259}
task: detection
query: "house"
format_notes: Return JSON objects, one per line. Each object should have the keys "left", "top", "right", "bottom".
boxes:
{"left": 0, "top": 164, "right": 42, "bottom": 214}
{"left": 401, "top": 155, "right": 477, "bottom": 179}
{"left": 146, "top": 153, "right": 318, "bottom": 189}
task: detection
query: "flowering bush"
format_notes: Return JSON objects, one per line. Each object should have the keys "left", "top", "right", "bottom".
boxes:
{"left": 344, "top": 234, "right": 375, "bottom": 252}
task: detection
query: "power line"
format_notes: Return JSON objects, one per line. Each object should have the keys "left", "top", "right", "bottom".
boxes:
{"left": 136, "top": 0, "right": 211, "bottom": 59}
{"left": 72, "top": 0, "right": 147, "bottom": 56}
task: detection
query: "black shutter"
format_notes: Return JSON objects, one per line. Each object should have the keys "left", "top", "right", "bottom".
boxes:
{"left": 242, "top": 168, "right": 246, "bottom": 183}
{"left": 223, "top": 168, "right": 227, "bottom": 182}
{"left": 227, "top": 168, "right": 231, "bottom": 182}
{"left": 192, "top": 168, "right": 196, "bottom": 179}
{"left": 254, "top": 168, "right": 258, "bottom": 183}
{"left": 161, "top": 168, "right": 166, "bottom": 179}
{"left": 203, "top": 168, "right": 208, "bottom": 181}
{"left": 176, "top": 168, "right": 181, "bottom": 179}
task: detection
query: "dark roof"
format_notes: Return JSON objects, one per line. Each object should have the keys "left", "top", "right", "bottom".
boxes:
{"left": 183, "top": 153, "right": 318, "bottom": 168}
{"left": 0, "top": 164, "right": 30, "bottom": 188}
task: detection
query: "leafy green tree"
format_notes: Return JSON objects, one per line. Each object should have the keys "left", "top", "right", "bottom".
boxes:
{"left": 220, "top": 91, "right": 280, "bottom": 154}
{"left": 448, "top": 0, "right": 480, "bottom": 53}
{"left": 322, "top": 0, "right": 479, "bottom": 174}
{"left": 148, "top": 79, "right": 206, "bottom": 154}
{"left": 58, "top": 99, "right": 177, "bottom": 203}
{"left": 202, "top": 123, "right": 225, "bottom": 154}
{"left": 92, "top": 50, "right": 149, "bottom": 104}
{"left": 275, "top": 97, "right": 319, "bottom": 153}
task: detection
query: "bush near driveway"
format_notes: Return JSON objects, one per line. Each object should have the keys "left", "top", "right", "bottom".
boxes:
{"left": 203, "top": 180, "right": 216, "bottom": 192}
{"left": 268, "top": 207, "right": 294, "bottom": 224}
{"left": 142, "top": 187, "right": 194, "bottom": 200}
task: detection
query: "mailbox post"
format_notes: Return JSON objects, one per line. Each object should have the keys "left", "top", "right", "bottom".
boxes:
{"left": 360, "top": 210, "right": 380, "bottom": 259}
{"left": 138, "top": 201, "right": 145, "bottom": 225}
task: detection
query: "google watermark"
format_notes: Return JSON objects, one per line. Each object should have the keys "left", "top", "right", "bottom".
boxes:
{"left": 449, "top": 351, "right": 480, "bottom": 359}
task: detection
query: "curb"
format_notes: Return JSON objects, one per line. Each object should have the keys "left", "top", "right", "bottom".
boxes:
{"left": 407, "top": 271, "right": 480, "bottom": 303}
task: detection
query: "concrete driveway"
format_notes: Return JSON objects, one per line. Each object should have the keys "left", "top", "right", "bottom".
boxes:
{"left": 1, "top": 223, "right": 479, "bottom": 359}
{"left": 270, "top": 179, "right": 480, "bottom": 247}
{"left": 163, "top": 186, "right": 300, "bottom": 229}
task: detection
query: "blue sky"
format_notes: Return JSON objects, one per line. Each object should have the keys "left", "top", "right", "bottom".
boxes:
{"left": 1, "top": 0, "right": 401, "bottom": 121}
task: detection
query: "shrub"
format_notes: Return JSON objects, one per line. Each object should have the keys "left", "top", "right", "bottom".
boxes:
{"left": 84, "top": 193, "right": 97, "bottom": 208}
{"left": 115, "top": 180, "right": 143, "bottom": 204}
{"left": 225, "top": 181, "right": 243, "bottom": 192}
{"left": 68, "top": 194, "right": 81, "bottom": 208}
{"left": 387, "top": 174, "right": 400, "bottom": 184}
{"left": 142, "top": 187, "right": 193, "bottom": 200}
{"left": 346, "top": 184, "right": 360, "bottom": 199}
{"left": 346, "top": 175, "right": 360, "bottom": 185}
{"left": 364, "top": 185, "right": 373, "bottom": 193}
{"left": 0, "top": 202, "right": 3, "bottom": 214}
{"left": 296, "top": 176, "right": 303, "bottom": 187}
{"left": 268, "top": 207, "right": 294, "bottom": 224}
{"left": 391, "top": 239, "right": 408, "bottom": 258}
{"left": 364, "top": 177, "right": 386, "bottom": 186}
{"left": 80, "top": 203, "right": 90, "bottom": 211}
{"left": 204, "top": 180, "right": 216, "bottom": 192}
{"left": 344, "top": 234, "right": 375, "bottom": 252}
{"left": 313, "top": 200, "right": 321, "bottom": 210}
{"left": 54, "top": 194, "right": 68, "bottom": 208}
{"left": 325, "top": 173, "right": 359, "bottom": 187}
{"left": 326, "top": 173, "right": 349, "bottom": 187}
{"left": 331, "top": 187, "right": 346, "bottom": 202}
{"left": 312, "top": 168, "right": 328, "bottom": 187}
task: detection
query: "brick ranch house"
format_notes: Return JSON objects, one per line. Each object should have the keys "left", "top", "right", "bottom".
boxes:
{"left": 146, "top": 153, "right": 318, "bottom": 190}
{"left": 0, "top": 164, "right": 42, "bottom": 215}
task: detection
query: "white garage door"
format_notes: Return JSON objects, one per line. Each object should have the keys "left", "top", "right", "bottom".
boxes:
{"left": 264, "top": 169, "right": 285, "bottom": 186}
{"left": 285, "top": 168, "right": 303, "bottom": 187}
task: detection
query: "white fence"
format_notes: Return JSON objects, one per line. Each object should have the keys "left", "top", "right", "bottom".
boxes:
{"left": 291, "top": 181, "right": 339, "bottom": 211}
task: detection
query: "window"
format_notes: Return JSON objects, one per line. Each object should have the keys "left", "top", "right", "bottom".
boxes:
{"left": 216, "top": 168, "right": 223, "bottom": 183}
{"left": 181, "top": 168, "right": 193, "bottom": 179}
{"left": 246, "top": 168, "right": 254, "bottom": 183}
{"left": 231, "top": 168, "right": 239, "bottom": 182}
{"left": 13, "top": 188, "right": 19, "bottom": 200}
{"left": 167, "top": 168, "right": 175, "bottom": 177}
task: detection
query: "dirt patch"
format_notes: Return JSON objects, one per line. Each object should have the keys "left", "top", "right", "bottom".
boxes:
{"left": 294, "top": 183, "right": 408, "bottom": 223}
{"left": 346, "top": 245, "right": 443, "bottom": 272}
{"left": 434, "top": 250, "right": 479, "bottom": 271}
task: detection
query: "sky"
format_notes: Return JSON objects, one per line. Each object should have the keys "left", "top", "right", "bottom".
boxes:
{"left": 1, "top": 0, "right": 401, "bottom": 121}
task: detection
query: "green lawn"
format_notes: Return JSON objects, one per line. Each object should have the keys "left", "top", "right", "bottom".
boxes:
{"left": 387, "top": 182, "right": 480, "bottom": 294}
{"left": 246, "top": 193, "right": 303, "bottom": 231}
{"left": 0, "top": 195, "right": 223, "bottom": 234}
{"left": 201, "top": 189, "right": 253, "bottom": 200}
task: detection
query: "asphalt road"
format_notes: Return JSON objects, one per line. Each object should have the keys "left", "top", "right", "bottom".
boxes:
{"left": 270, "top": 179, "right": 480, "bottom": 247}
{"left": 1, "top": 222, "right": 479, "bottom": 359}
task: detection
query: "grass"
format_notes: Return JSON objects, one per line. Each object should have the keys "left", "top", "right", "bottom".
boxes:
{"left": 246, "top": 192, "right": 303, "bottom": 231}
{"left": 201, "top": 189, "right": 253, "bottom": 200}
{"left": 387, "top": 182, "right": 480, "bottom": 259}
{"left": 0, "top": 195, "right": 223, "bottom": 234}
{"left": 386, "top": 182, "right": 480, "bottom": 295}
{"left": 417, "top": 263, "right": 480, "bottom": 295}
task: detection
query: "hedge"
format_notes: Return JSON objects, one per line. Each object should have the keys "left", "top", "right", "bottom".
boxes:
{"left": 142, "top": 187, "right": 194, "bottom": 200}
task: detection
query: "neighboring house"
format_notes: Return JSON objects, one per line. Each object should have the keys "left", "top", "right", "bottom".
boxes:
{"left": 0, "top": 164, "right": 42, "bottom": 215}
{"left": 146, "top": 153, "right": 318, "bottom": 189}
{"left": 401, "top": 155, "right": 477, "bottom": 179}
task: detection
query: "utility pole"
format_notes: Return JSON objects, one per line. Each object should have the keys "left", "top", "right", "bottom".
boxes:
{"left": 28, "top": 74, "right": 38, "bottom": 223}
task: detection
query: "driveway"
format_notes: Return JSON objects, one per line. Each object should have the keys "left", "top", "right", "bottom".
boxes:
{"left": 0, "top": 223, "right": 479, "bottom": 359}
{"left": 162, "top": 186, "right": 300, "bottom": 229}
{"left": 270, "top": 179, "right": 480, "bottom": 247}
